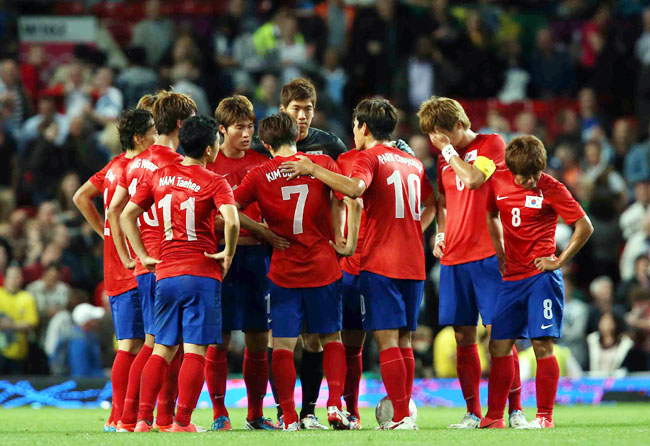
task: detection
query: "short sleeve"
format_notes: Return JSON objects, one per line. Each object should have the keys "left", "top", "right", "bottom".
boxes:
{"left": 327, "top": 135, "right": 347, "bottom": 160}
{"left": 234, "top": 169, "right": 257, "bottom": 209}
{"left": 350, "top": 151, "right": 377, "bottom": 190}
{"left": 436, "top": 155, "right": 445, "bottom": 196}
{"left": 89, "top": 161, "right": 110, "bottom": 191}
{"left": 213, "top": 177, "right": 236, "bottom": 209}
{"left": 118, "top": 168, "right": 129, "bottom": 189}
{"left": 479, "top": 134, "right": 506, "bottom": 169}
{"left": 548, "top": 179, "right": 586, "bottom": 225}
{"left": 130, "top": 176, "right": 154, "bottom": 210}
{"left": 322, "top": 156, "right": 346, "bottom": 201}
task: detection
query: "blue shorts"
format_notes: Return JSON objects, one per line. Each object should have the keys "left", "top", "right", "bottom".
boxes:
{"left": 154, "top": 275, "right": 221, "bottom": 346}
{"left": 136, "top": 273, "right": 156, "bottom": 335}
{"left": 491, "top": 270, "right": 564, "bottom": 340}
{"left": 269, "top": 279, "right": 342, "bottom": 338}
{"left": 109, "top": 287, "right": 144, "bottom": 340}
{"left": 359, "top": 271, "right": 424, "bottom": 332}
{"left": 439, "top": 256, "right": 500, "bottom": 326}
{"left": 341, "top": 271, "right": 363, "bottom": 331}
{"left": 221, "top": 245, "right": 270, "bottom": 332}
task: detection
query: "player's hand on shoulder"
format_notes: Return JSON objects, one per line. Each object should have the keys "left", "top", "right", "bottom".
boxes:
{"left": 204, "top": 251, "right": 235, "bottom": 277}
{"left": 533, "top": 256, "right": 560, "bottom": 272}
{"left": 329, "top": 238, "right": 354, "bottom": 257}
{"left": 432, "top": 232, "right": 445, "bottom": 258}
{"left": 429, "top": 133, "right": 451, "bottom": 151}
{"left": 123, "top": 258, "right": 136, "bottom": 270}
{"left": 279, "top": 155, "right": 315, "bottom": 180}
{"left": 141, "top": 255, "right": 161, "bottom": 272}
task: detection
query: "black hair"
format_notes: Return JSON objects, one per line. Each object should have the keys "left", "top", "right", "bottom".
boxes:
{"left": 179, "top": 115, "right": 219, "bottom": 159}
{"left": 353, "top": 98, "right": 398, "bottom": 141}
{"left": 117, "top": 108, "right": 154, "bottom": 152}
{"left": 258, "top": 112, "right": 298, "bottom": 151}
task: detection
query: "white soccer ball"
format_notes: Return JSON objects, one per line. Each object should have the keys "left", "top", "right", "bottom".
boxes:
{"left": 375, "top": 396, "right": 417, "bottom": 425}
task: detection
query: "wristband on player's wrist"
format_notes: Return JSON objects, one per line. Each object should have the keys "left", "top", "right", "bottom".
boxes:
{"left": 435, "top": 232, "right": 444, "bottom": 245}
{"left": 441, "top": 144, "right": 459, "bottom": 164}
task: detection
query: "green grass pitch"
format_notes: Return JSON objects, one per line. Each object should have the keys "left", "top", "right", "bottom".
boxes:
{"left": 1, "top": 405, "right": 648, "bottom": 446}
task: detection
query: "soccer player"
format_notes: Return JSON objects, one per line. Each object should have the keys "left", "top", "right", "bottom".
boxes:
{"left": 265, "top": 78, "right": 348, "bottom": 429}
{"left": 72, "top": 108, "right": 156, "bottom": 431}
{"left": 203, "top": 95, "right": 276, "bottom": 431}
{"left": 280, "top": 98, "right": 436, "bottom": 430}
{"left": 121, "top": 115, "right": 240, "bottom": 433}
{"left": 234, "top": 112, "right": 361, "bottom": 431}
{"left": 417, "top": 96, "right": 526, "bottom": 428}
{"left": 479, "top": 135, "right": 593, "bottom": 429}
{"left": 106, "top": 91, "right": 198, "bottom": 432}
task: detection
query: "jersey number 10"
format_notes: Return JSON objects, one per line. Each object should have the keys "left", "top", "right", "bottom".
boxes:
{"left": 387, "top": 170, "right": 422, "bottom": 221}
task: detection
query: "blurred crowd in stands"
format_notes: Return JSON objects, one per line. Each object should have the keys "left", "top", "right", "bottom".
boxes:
{"left": 0, "top": 0, "right": 649, "bottom": 379}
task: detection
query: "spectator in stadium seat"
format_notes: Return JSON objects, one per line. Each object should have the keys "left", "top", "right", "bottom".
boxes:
{"left": 26, "top": 263, "right": 70, "bottom": 336}
{"left": 560, "top": 273, "right": 590, "bottom": 369}
{"left": 619, "top": 211, "right": 650, "bottom": 281}
{"left": 84, "top": 67, "right": 123, "bottom": 127}
{"left": 116, "top": 47, "right": 158, "bottom": 109}
{"left": 554, "top": 109, "right": 583, "bottom": 155}
{"left": 618, "top": 254, "right": 650, "bottom": 307}
{"left": 587, "top": 276, "right": 627, "bottom": 334}
{"left": 625, "top": 287, "right": 650, "bottom": 365}
{"left": 620, "top": 181, "right": 650, "bottom": 240}
{"left": 586, "top": 312, "right": 634, "bottom": 375}
{"left": 624, "top": 122, "right": 650, "bottom": 186}
{"left": 0, "top": 58, "right": 32, "bottom": 139}
{"left": 18, "top": 96, "right": 69, "bottom": 152}
{"left": 68, "top": 302, "right": 105, "bottom": 377}
{"left": 0, "top": 266, "right": 38, "bottom": 374}
{"left": 529, "top": 27, "right": 574, "bottom": 98}
{"left": 130, "top": 0, "right": 173, "bottom": 67}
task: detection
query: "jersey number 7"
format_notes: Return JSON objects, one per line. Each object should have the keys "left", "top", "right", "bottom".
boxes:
{"left": 282, "top": 184, "right": 308, "bottom": 235}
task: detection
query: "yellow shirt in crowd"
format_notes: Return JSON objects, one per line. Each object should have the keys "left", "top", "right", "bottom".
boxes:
{"left": 0, "top": 287, "right": 38, "bottom": 360}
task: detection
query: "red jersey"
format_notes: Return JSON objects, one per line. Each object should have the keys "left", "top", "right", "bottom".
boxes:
{"left": 336, "top": 150, "right": 366, "bottom": 276}
{"left": 351, "top": 144, "right": 433, "bottom": 280}
{"left": 207, "top": 149, "right": 269, "bottom": 238}
{"left": 437, "top": 133, "right": 506, "bottom": 266}
{"left": 89, "top": 154, "right": 138, "bottom": 296}
{"left": 234, "top": 153, "right": 342, "bottom": 288}
{"left": 486, "top": 170, "right": 586, "bottom": 281}
{"left": 118, "top": 144, "right": 183, "bottom": 276}
{"left": 130, "top": 162, "right": 236, "bottom": 281}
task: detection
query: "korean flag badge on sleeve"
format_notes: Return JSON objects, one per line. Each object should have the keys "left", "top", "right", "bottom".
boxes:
{"left": 525, "top": 195, "right": 543, "bottom": 209}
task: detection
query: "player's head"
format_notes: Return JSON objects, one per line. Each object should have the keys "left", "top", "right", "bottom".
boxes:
{"left": 215, "top": 95, "right": 255, "bottom": 152}
{"left": 179, "top": 116, "right": 220, "bottom": 164}
{"left": 279, "top": 78, "right": 316, "bottom": 140}
{"left": 151, "top": 90, "right": 198, "bottom": 136}
{"left": 258, "top": 112, "right": 298, "bottom": 155}
{"left": 417, "top": 96, "right": 471, "bottom": 146}
{"left": 352, "top": 98, "right": 397, "bottom": 150}
{"left": 505, "top": 135, "right": 547, "bottom": 190}
{"left": 136, "top": 94, "right": 157, "bottom": 111}
{"left": 117, "top": 108, "right": 157, "bottom": 152}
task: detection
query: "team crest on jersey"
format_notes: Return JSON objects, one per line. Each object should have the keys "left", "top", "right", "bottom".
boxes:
{"left": 525, "top": 195, "right": 543, "bottom": 209}
{"left": 463, "top": 149, "right": 477, "bottom": 163}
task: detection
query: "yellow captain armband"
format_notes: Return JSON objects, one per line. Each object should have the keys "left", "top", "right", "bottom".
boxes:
{"left": 474, "top": 156, "right": 496, "bottom": 180}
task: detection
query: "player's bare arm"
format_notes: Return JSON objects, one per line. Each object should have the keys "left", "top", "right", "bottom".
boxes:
{"left": 331, "top": 197, "right": 346, "bottom": 245}
{"left": 486, "top": 210, "right": 507, "bottom": 274}
{"left": 204, "top": 203, "right": 240, "bottom": 278}
{"left": 430, "top": 133, "right": 494, "bottom": 190}
{"left": 432, "top": 193, "right": 446, "bottom": 258}
{"left": 280, "top": 155, "right": 367, "bottom": 198}
{"left": 330, "top": 196, "right": 362, "bottom": 257}
{"left": 534, "top": 215, "right": 593, "bottom": 272}
{"left": 106, "top": 185, "right": 136, "bottom": 269}
{"left": 233, "top": 202, "right": 290, "bottom": 250}
{"left": 420, "top": 192, "right": 437, "bottom": 232}
{"left": 73, "top": 181, "right": 105, "bottom": 239}
{"left": 120, "top": 201, "right": 160, "bottom": 272}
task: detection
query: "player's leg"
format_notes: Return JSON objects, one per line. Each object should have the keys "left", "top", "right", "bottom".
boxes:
{"left": 518, "top": 271, "right": 564, "bottom": 429}
{"left": 298, "top": 332, "right": 324, "bottom": 423}
{"left": 341, "top": 271, "right": 365, "bottom": 427}
{"left": 398, "top": 278, "right": 425, "bottom": 404}
{"left": 360, "top": 272, "right": 412, "bottom": 429}
{"left": 479, "top": 338, "right": 516, "bottom": 429}
{"left": 269, "top": 281, "right": 303, "bottom": 431}
{"left": 135, "top": 276, "right": 182, "bottom": 431}
{"left": 243, "top": 330, "right": 274, "bottom": 429}
{"left": 267, "top": 331, "right": 283, "bottom": 425}
{"left": 172, "top": 275, "right": 221, "bottom": 432}
{"left": 154, "top": 344, "right": 182, "bottom": 430}
{"left": 206, "top": 335, "right": 231, "bottom": 430}
{"left": 107, "top": 287, "right": 144, "bottom": 429}
{"left": 120, "top": 273, "right": 156, "bottom": 431}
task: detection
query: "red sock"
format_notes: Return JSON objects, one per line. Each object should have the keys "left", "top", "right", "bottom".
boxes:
{"left": 137, "top": 354, "right": 168, "bottom": 423}
{"left": 486, "top": 355, "right": 515, "bottom": 420}
{"left": 379, "top": 347, "right": 409, "bottom": 421}
{"left": 323, "top": 342, "right": 346, "bottom": 409}
{"left": 509, "top": 345, "right": 523, "bottom": 413}
{"left": 272, "top": 349, "right": 298, "bottom": 425}
{"left": 110, "top": 350, "right": 136, "bottom": 423}
{"left": 121, "top": 344, "right": 153, "bottom": 424}
{"left": 243, "top": 349, "right": 268, "bottom": 421}
{"left": 343, "top": 346, "right": 363, "bottom": 418}
{"left": 205, "top": 345, "right": 229, "bottom": 420}
{"left": 457, "top": 344, "right": 482, "bottom": 418}
{"left": 536, "top": 355, "right": 559, "bottom": 421}
{"left": 155, "top": 348, "right": 182, "bottom": 426}
{"left": 401, "top": 347, "right": 415, "bottom": 401}
{"left": 174, "top": 353, "right": 206, "bottom": 426}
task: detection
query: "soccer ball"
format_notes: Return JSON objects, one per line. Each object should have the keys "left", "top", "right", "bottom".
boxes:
{"left": 375, "top": 396, "right": 417, "bottom": 426}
